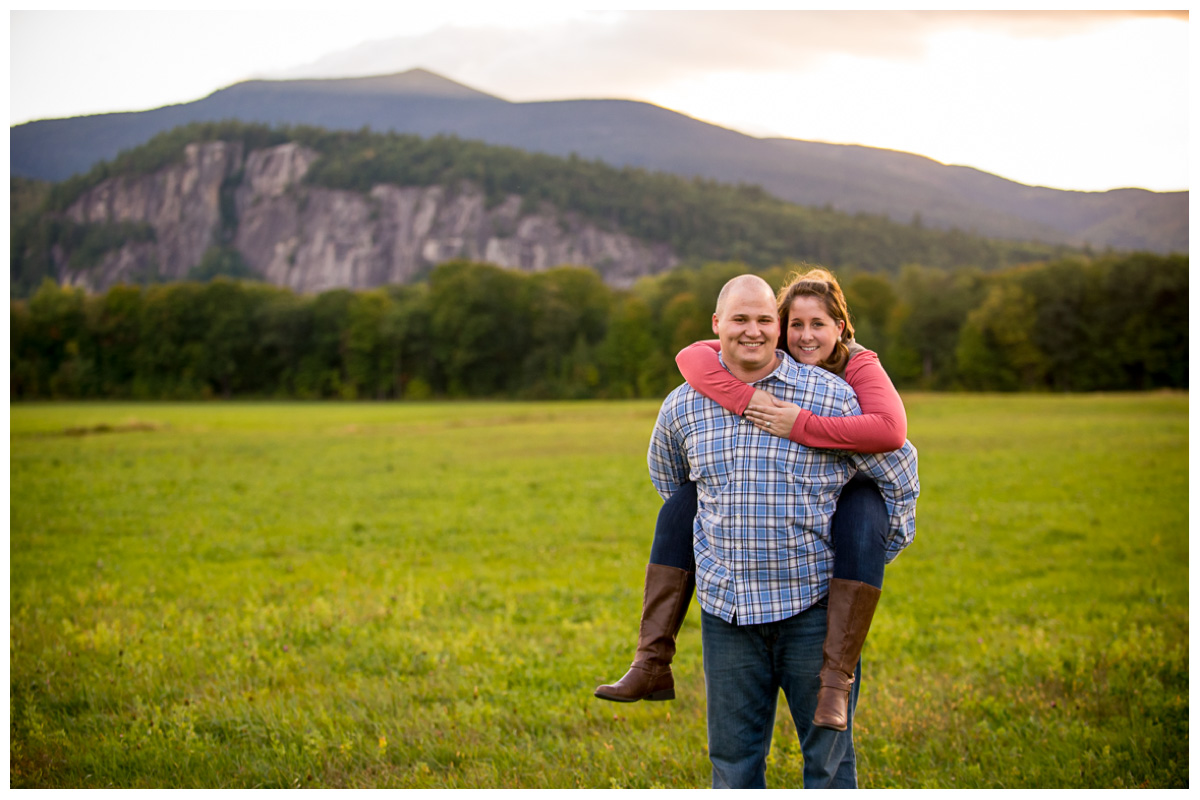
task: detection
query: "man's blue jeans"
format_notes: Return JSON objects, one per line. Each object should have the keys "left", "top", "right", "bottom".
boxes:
{"left": 701, "top": 604, "right": 861, "bottom": 789}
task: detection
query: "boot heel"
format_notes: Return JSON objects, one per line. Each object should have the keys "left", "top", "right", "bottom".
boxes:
{"left": 645, "top": 688, "right": 676, "bottom": 701}
{"left": 812, "top": 579, "right": 881, "bottom": 729}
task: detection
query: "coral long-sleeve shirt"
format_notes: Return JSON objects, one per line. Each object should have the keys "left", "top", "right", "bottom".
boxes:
{"left": 675, "top": 340, "right": 907, "bottom": 453}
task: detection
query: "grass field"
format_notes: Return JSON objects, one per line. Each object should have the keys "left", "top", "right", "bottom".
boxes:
{"left": 9, "top": 393, "right": 1189, "bottom": 788}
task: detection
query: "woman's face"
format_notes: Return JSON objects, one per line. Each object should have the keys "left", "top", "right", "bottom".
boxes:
{"left": 786, "top": 295, "right": 845, "bottom": 366}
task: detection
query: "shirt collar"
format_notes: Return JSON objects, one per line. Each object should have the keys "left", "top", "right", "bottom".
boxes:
{"left": 716, "top": 349, "right": 813, "bottom": 388}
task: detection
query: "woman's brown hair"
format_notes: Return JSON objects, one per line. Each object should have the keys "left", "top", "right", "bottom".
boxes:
{"left": 776, "top": 266, "right": 856, "bottom": 375}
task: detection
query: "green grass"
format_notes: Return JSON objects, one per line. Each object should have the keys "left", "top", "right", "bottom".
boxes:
{"left": 9, "top": 394, "right": 1188, "bottom": 788}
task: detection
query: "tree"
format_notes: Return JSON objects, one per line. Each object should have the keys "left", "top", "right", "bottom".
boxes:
{"left": 1006, "top": 258, "right": 1104, "bottom": 390}
{"left": 8, "top": 253, "right": 1187, "bottom": 400}
{"left": 956, "top": 280, "right": 1048, "bottom": 390}
{"left": 85, "top": 283, "right": 144, "bottom": 396}
{"left": 379, "top": 283, "right": 434, "bottom": 399}
{"left": 26, "top": 279, "right": 92, "bottom": 397}
{"left": 295, "top": 289, "right": 356, "bottom": 398}
{"left": 661, "top": 291, "right": 710, "bottom": 361}
{"left": 1097, "top": 253, "right": 1188, "bottom": 389}
{"left": 521, "top": 266, "right": 613, "bottom": 397}
{"left": 428, "top": 261, "right": 531, "bottom": 397}
{"left": 887, "top": 265, "right": 985, "bottom": 388}
{"left": 598, "top": 294, "right": 658, "bottom": 398}
{"left": 844, "top": 272, "right": 897, "bottom": 354}
{"left": 343, "top": 288, "right": 395, "bottom": 399}
{"left": 135, "top": 282, "right": 207, "bottom": 398}
{"left": 189, "top": 280, "right": 261, "bottom": 398}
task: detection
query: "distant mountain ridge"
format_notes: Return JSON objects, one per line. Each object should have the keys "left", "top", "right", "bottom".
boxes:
{"left": 11, "top": 68, "right": 1187, "bottom": 254}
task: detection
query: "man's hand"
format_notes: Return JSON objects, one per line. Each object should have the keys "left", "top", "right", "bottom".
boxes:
{"left": 744, "top": 389, "right": 801, "bottom": 439}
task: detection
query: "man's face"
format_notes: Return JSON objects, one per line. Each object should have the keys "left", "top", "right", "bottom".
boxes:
{"left": 712, "top": 285, "right": 780, "bottom": 380}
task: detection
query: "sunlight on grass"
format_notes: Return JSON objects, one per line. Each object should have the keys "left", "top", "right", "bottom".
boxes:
{"left": 9, "top": 394, "right": 1187, "bottom": 788}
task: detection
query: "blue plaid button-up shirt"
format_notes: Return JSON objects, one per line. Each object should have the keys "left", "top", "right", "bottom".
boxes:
{"left": 648, "top": 351, "right": 919, "bottom": 626}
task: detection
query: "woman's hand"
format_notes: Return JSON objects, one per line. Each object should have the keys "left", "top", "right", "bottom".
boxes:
{"left": 744, "top": 390, "right": 802, "bottom": 439}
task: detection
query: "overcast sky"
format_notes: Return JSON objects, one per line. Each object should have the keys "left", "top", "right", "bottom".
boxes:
{"left": 8, "top": 7, "right": 1190, "bottom": 193}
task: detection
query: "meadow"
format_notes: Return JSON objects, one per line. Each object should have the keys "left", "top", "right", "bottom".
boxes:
{"left": 9, "top": 393, "right": 1188, "bottom": 788}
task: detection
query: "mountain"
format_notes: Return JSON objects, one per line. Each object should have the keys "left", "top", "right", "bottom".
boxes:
{"left": 13, "top": 124, "right": 1076, "bottom": 298}
{"left": 10, "top": 68, "right": 1187, "bottom": 254}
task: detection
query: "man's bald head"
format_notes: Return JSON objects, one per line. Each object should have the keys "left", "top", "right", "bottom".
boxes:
{"left": 715, "top": 274, "right": 775, "bottom": 316}
{"left": 712, "top": 274, "right": 780, "bottom": 382}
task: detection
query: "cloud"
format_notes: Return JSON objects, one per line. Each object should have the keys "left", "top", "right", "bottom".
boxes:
{"left": 922, "top": 9, "right": 1187, "bottom": 38}
{"left": 272, "top": 11, "right": 931, "bottom": 89}
{"left": 267, "top": 9, "right": 1185, "bottom": 103}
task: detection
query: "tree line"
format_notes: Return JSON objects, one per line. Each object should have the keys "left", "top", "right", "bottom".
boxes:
{"left": 12, "top": 121, "right": 1082, "bottom": 299}
{"left": 10, "top": 252, "right": 1186, "bottom": 401}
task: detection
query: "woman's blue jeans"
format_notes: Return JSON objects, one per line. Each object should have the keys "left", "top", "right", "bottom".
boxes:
{"left": 649, "top": 474, "right": 888, "bottom": 589}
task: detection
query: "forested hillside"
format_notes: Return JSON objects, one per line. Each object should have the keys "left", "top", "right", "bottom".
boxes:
{"left": 13, "top": 122, "right": 1185, "bottom": 400}
{"left": 12, "top": 121, "right": 1080, "bottom": 299}
{"left": 12, "top": 253, "right": 1187, "bottom": 400}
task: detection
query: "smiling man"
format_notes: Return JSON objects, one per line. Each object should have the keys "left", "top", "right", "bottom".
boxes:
{"left": 710, "top": 275, "right": 781, "bottom": 381}
{"left": 647, "top": 274, "right": 919, "bottom": 788}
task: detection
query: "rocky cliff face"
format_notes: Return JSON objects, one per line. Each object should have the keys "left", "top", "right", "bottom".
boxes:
{"left": 63, "top": 141, "right": 244, "bottom": 288}
{"left": 57, "top": 141, "right": 678, "bottom": 293}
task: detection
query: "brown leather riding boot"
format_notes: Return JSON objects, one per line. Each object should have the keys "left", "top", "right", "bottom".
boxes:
{"left": 813, "top": 578, "right": 882, "bottom": 730}
{"left": 594, "top": 564, "right": 694, "bottom": 702}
